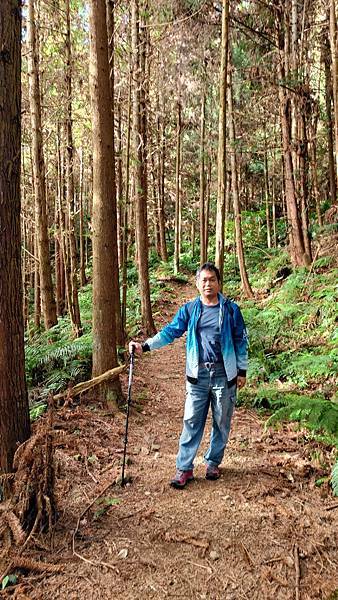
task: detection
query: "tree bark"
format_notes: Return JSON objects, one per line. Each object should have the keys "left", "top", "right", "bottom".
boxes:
{"left": 55, "top": 135, "right": 65, "bottom": 317}
{"left": 131, "top": 0, "right": 156, "bottom": 335}
{"left": 121, "top": 68, "right": 132, "bottom": 334}
{"left": 89, "top": 0, "right": 122, "bottom": 404}
{"left": 27, "top": 0, "right": 57, "bottom": 329}
{"left": 330, "top": 0, "right": 338, "bottom": 189}
{"left": 324, "top": 20, "right": 337, "bottom": 203}
{"left": 264, "top": 128, "right": 271, "bottom": 249}
{"left": 276, "top": 7, "right": 310, "bottom": 267}
{"left": 174, "top": 100, "right": 182, "bottom": 274}
{"left": 79, "top": 146, "right": 87, "bottom": 287}
{"left": 205, "top": 155, "right": 211, "bottom": 258}
{"left": 106, "top": 0, "right": 124, "bottom": 347}
{"left": 215, "top": 0, "right": 229, "bottom": 286}
{"left": 157, "top": 92, "right": 168, "bottom": 261}
{"left": 228, "top": 65, "right": 254, "bottom": 299}
{"left": 199, "top": 66, "right": 207, "bottom": 264}
{"left": 65, "top": 0, "right": 82, "bottom": 337}
{"left": 0, "top": 0, "right": 30, "bottom": 474}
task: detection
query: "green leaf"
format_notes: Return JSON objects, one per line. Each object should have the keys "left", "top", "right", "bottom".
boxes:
{"left": 87, "top": 454, "right": 98, "bottom": 464}
{"left": 93, "top": 498, "right": 121, "bottom": 520}
{"left": 96, "top": 496, "right": 121, "bottom": 507}
{"left": 1, "top": 574, "right": 18, "bottom": 590}
{"left": 315, "top": 477, "right": 329, "bottom": 487}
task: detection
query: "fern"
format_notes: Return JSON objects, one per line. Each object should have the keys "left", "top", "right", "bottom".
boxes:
{"left": 29, "top": 401, "right": 47, "bottom": 422}
{"left": 332, "top": 461, "right": 338, "bottom": 497}
{"left": 266, "top": 395, "right": 338, "bottom": 440}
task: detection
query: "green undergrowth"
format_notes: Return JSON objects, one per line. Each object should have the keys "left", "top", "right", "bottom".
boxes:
{"left": 25, "top": 232, "right": 338, "bottom": 493}
{"left": 25, "top": 259, "right": 179, "bottom": 399}
{"left": 234, "top": 248, "right": 338, "bottom": 494}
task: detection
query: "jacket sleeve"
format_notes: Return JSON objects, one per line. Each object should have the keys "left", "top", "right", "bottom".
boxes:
{"left": 232, "top": 304, "right": 248, "bottom": 376}
{"left": 143, "top": 304, "right": 190, "bottom": 352}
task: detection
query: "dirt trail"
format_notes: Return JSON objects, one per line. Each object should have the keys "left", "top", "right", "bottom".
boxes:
{"left": 7, "top": 282, "right": 338, "bottom": 600}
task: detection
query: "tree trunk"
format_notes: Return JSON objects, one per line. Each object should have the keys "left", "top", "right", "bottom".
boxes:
{"left": 65, "top": 0, "right": 82, "bottom": 337}
{"left": 89, "top": 0, "right": 122, "bottom": 404}
{"left": 264, "top": 128, "right": 271, "bottom": 249}
{"left": 205, "top": 155, "right": 211, "bottom": 258}
{"left": 330, "top": 0, "right": 338, "bottom": 189}
{"left": 0, "top": 0, "right": 30, "bottom": 474}
{"left": 33, "top": 232, "right": 41, "bottom": 329}
{"left": 55, "top": 139, "right": 65, "bottom": 318}
{"left": 174, "top": 100, "right": 182, "bottom": 274}
{"left": 121, "top": 69, "right": 132, "bottom": 334}
{"left": 279, "top": 85, "right": 309, "bottom": 266}
{"left": 116, "top": 101, "right": 124, "bottom": 269}
{"left": 106, "top": 0, "right": 124, "bottom": 347}
{"left": 276, "top": 7, "right": 310, "bottom": 267}
{"left": 271, "top": 149, "right": 277, "bottom": 247}
{"left": 191, "top": 220, "right": 195, "bottom": 257}
{"left": 131, "top": 0, "right": 156, "bottom": 335}
{"left": 27, "top": 0, "right": 57, "bottom": 329}
{"left": 79, "top": 146, "right": 87, "bottom": 286}
{"left": 157, "top": 103, "right": 168, "bottom": 261}
{"left": 323, "top": 30, "right": 337, "bottom": 203}
{"left": 199, "top": 71, "right": 207, "bottom": 264}
{"left": 228, "top": 65, "right": 254, "bottom": 299}
{"left": 215, "top": 0, "right": 229, "bottom": 286}
{"left": 299, "top": 106, "right": 312, "bottom": 260}
{"left": 309, "top": 106, "right": 322, "bottom": 227}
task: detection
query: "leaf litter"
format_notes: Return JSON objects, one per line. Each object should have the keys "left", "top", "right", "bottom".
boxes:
{"left": 1, "top": 282, "right": 337, "bottom": 600}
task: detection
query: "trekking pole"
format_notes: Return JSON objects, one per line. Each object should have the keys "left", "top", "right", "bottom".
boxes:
{"left": 121, "top": 347, "right": 135, "bottom": 486}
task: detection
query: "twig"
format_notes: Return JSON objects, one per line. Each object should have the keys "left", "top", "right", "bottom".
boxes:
{"left": 187, "top": 560, "right": 212, "bottom": 574}
{"left": 71, "top": 478, "right": 120, "bottom": 574}
{"left": 83, "top": 447, "right": 99, "bottom": 485}
{"left": 239, "top": 541, "right": 254, "bottom": 567}
{"left": 262, "top": 556, "right": 284, "bottom": 564}
{"left": 294, "top": 544, "right": 300, "bottom": 600}
{"left": 325, "top": 503, "right": 338, "bottom": 511}
{"left": 72, "top": 479, "right": 116, "bottom": 548}
{"left": 73, "top": 549, "right": 119, "bottom": 573}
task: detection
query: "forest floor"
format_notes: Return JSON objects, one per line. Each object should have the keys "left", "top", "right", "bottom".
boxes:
{"left": 2, "top": 280, "right": 338, "bottom": 600}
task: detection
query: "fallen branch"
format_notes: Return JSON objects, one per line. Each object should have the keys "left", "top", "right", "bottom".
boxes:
{"left": 325, "top": 503, "right": 338, "bottom": 511}
{"left": 72, "top": 478, "right": 117, "bottom": 547}
{"left": 53, "top": 365, "right": 126, "bottom": 402}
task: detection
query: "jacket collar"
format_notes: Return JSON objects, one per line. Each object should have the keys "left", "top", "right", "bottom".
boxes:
{"left": 196, "top": 292, "right": 226, "bottom": 307}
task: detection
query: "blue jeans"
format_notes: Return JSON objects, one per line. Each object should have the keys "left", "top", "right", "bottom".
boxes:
{"left": 176, "top": 363, "right": 236, "bottom": 471}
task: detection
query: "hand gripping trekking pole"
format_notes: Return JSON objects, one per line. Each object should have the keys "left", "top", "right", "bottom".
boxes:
{"left": 121, "top": 347, "right": 135, "bottom": 486}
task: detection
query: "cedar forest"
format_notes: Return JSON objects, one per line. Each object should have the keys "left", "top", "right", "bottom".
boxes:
{"left": 0, "top": 0, "right": 338, "bottom": 596}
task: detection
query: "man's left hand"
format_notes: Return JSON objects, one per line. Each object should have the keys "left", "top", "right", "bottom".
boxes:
{"left": 237, "top": 376, "right": 246, "bottom": 390}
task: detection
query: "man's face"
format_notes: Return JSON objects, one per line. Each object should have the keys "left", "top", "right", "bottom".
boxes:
{"left": 196, "top": 269, "right": 220, "bottom": 302}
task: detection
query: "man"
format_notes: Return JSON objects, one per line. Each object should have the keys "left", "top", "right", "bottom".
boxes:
{"left": 129, "top": 262, "right": 248, "bottom": 489}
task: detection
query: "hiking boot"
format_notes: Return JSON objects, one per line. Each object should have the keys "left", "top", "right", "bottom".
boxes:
{"left": 170, "top": 469, "right": 194, "bottom": 489}
{"left": 206, "top": 465, "right": 220, "bottom": 480}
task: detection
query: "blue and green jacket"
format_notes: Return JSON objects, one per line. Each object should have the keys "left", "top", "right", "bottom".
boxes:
{"left": 143, "top": 293, "right": 248, "bottom": 386}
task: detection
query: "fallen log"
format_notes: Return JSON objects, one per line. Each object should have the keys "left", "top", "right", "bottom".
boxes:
{"left": 53, "top": 364, "right": 126, "bottom": 402}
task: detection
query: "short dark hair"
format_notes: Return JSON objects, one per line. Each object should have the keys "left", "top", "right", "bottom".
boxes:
{"left": 196, "top": 262, "right": 221, "bottom": 282}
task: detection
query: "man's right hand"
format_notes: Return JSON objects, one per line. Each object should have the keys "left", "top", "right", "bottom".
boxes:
{"left": 128, "top": 341, "right": 143, "bottom": 356}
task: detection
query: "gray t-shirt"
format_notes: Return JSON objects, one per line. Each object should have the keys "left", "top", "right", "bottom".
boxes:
{"left": 197, "top": 303, "right": 223, "bottom": 363}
